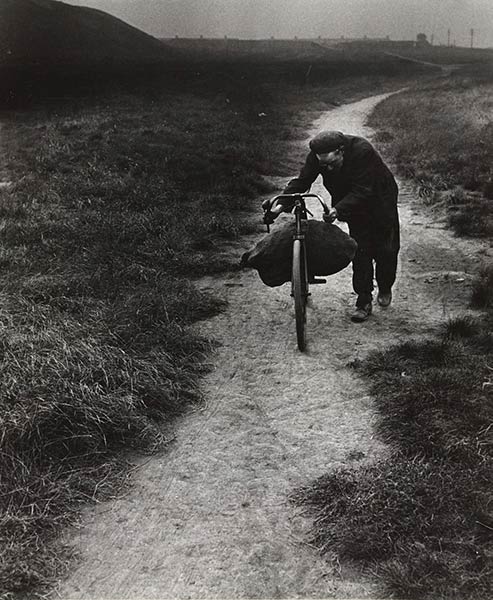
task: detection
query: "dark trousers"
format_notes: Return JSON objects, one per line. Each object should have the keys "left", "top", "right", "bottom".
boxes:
{"left": 349, "top": 220, "right": 399, "bottom": 307}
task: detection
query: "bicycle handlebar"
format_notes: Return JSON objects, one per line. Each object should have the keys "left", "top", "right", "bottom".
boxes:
{"left": 268, "top": 192, "right": 330, "bottom": 215}
{"left": 263, "top": 193, "right": 334, "bottom": 232}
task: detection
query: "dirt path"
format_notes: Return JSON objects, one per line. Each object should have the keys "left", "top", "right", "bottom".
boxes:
{"left": 382, "top": 52, "right": 465, "bottom": 75}
{"left": 54, "top": 92, "right": 487, "bottom": 600}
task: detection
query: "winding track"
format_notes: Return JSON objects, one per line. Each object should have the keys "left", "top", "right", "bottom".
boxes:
{"left": 54, "top": 92, "right": 485, "bottom": 600}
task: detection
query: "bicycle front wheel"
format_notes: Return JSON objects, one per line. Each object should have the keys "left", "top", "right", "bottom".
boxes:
{"left": 292, "top": 238, "right": 308, "bottom": 351}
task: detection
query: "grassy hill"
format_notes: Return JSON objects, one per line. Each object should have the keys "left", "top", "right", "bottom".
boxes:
{"left": 0, "top": 0, "right": 175, "bottom": 67}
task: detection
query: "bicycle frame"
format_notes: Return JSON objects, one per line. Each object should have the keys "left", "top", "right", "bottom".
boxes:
{"left": 292, "top": 197, "right": 309, "bottom": 350}
{"left": 265, "top": 193, "right": 330, "bottom": 350}
{"left": 292, "top": 195, "right": 308, "bottom": 239}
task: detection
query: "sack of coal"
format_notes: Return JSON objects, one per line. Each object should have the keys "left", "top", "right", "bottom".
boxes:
{"left": 306, "top": 220, "right": 358, "bottom": 276}
{"left": 241, "top": 219, "right": 357, "bottom": 287}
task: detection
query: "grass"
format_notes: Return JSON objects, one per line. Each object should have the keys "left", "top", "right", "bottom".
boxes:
{"left": 0, "top": 73, "right": 273, "bottom": 597}
{"left": 293, "top": 65, "right": 493, "bottom": 599}
{"left": 294, "top": 461, "right": 492, "bottom": 598}
{"left": 368, "top": 66, "right": 493, "bottom": 239}
{"left": 368, "top": 61, "right": 493, "bottom": 332}
{"left": 0, "top": 58, "right": 421, "bottom": 597}
{"left": 293, "top": 316, "right": 493, "bottom": 599}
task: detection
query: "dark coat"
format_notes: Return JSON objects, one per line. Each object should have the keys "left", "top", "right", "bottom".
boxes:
{"left": 284, "top": 134, "right": 400, "bottom": 251}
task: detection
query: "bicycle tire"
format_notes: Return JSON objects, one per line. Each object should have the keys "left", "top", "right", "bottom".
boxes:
{"left": 292, "top": 238, "right": 308, "bottom": 351}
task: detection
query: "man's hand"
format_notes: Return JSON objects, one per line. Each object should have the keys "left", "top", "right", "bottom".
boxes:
{"left": 323, "top": 208, "right": 338, "bottom": 223}
{"left": 262, "top": 198, "right": 277, "bottom": 225}
{"left": 262, "top": 197, "right": 284, "bottom": 225}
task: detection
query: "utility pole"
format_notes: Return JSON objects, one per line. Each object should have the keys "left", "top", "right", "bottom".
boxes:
{"left": 447, "top": 28, "right": 451, "bottom": 47}
{"left": 470, "top": 28, "right": 474, "bottom": 49}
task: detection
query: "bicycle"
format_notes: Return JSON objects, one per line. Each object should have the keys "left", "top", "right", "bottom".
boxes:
{"left": 263, "top": 193, "right": 333, "bottom": 351}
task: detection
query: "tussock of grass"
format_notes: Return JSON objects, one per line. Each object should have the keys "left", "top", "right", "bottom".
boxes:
{"left": 443, "top": 315, "right": 482, "bottom": 339}
{"left": 293, "top": 460, "right": 492, "bottom": 599}
{"left": 471, "top": 264, "right": 493, "bottom": 309}
{"left": 447, "top": 193, "right": 493, "bottom": 237}
{"left": 0, "top": 323, "right": 198, "bottom": 460}
{"left": 295, "top": 317, "right": 493, "bottom": 598}
{"left": 361, "top": 342, "right": 492, "bottom": 466}
{"left": 1, "top": 457, "right": 129, "bottom": 594}
{"left": 0, "top": 310, "right": 193, "bottom": 593}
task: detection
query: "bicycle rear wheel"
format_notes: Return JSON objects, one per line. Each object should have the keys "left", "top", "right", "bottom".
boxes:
{"left": 292, "top": 238, "right": 308, "bottom": 351}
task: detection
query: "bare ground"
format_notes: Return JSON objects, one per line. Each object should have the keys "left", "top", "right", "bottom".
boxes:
{"left": 53, "top": 92, "right": 490, "bottom": 599}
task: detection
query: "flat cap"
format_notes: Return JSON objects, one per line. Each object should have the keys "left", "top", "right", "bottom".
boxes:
{"left": 309, "top": 130, "right": 345, "bottom": 153}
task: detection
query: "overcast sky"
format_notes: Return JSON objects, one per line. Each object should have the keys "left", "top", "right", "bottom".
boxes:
{"left": 66, "top": 0, "right": 493, "bottom": 48}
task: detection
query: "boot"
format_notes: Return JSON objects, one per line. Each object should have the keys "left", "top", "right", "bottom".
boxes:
{"left": 351, "top": 302, "right": 372, "bottom": 323}
{"left": 377, "top": 290, "right": 392, "bottom": 308}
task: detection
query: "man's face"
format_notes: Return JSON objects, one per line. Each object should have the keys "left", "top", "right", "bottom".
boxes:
{"left": 316, "top": 147, "right": 344, "bottom": 172}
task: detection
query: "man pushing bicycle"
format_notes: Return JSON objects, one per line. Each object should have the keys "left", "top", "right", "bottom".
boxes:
{"left": 263, "top": 130, "right": 400, "bottom": 323}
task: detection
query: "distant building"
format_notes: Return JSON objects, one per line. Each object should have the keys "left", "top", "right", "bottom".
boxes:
{"left": 161, "top": 34, "right": 442, "bottom": 58}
